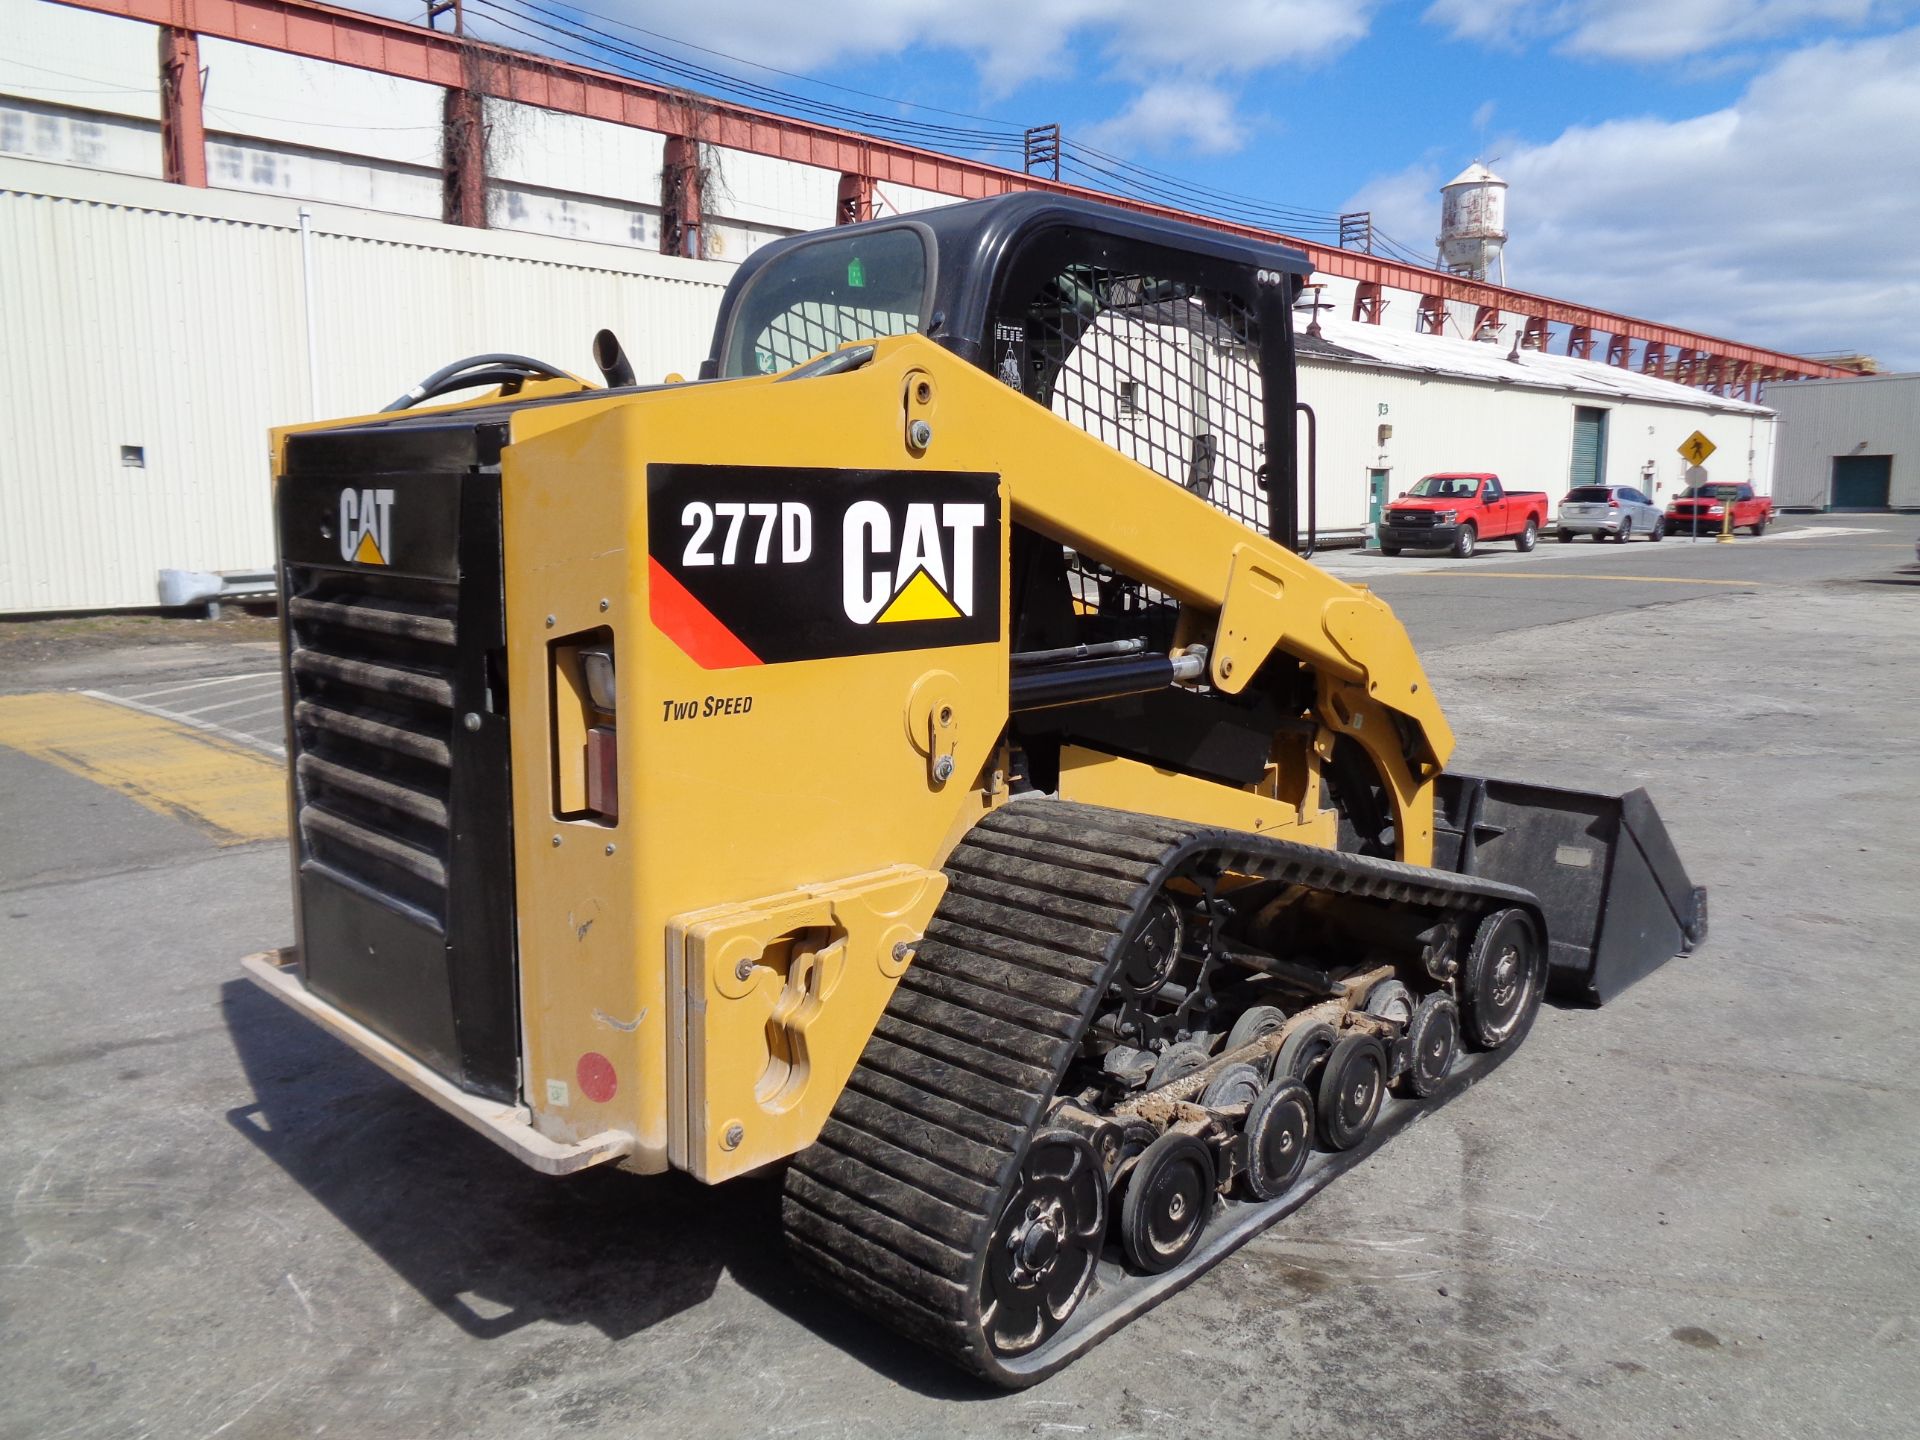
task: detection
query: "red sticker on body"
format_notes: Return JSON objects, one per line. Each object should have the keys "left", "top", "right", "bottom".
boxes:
{"left": 576, "top": 1052, "right": 618, "bottom": 1104}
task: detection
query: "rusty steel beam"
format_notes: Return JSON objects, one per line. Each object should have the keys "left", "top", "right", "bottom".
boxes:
{"left": 660, "top": 133, "right": 702, "bottom": 257}
{"left": 1351, "top": 280, "right": 1385, "bottom": 324}
{"left": 836, "top": 171, "right": 873, "bottom": 226}
{"left": 157, "top": 26, "right": 205, "bottom": 186}
{"left": 57, "top": 0, "right": 1851, "bottom": 381}
{"left": 441, "top": 51, "right": 487, "bottom": 228}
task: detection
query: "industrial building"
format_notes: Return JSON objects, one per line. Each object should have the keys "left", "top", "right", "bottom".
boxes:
{"left": 1, "top": 0, "right": 1841, "bottom": 611}
{"left": 1764, "top": 374, "right": 1920, "bottom": 511}
{"left": 1297, "top": 321, "right": 1774, "bottom": 538}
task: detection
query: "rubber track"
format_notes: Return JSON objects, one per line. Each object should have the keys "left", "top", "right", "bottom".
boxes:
{"left": 780, "top": 798, "right": 1540, "bottom": 1383}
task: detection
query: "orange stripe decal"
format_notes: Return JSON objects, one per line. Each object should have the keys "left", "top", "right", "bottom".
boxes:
{"left": 648, "top": 556, "right": 764, "bottom": 669}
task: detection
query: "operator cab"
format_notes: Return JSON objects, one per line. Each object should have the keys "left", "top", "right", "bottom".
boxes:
{"left": 702, "top": 194, "right": 1315, "bottom": 552}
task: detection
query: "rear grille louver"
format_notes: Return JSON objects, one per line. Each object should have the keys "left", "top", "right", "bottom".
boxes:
{"left": 285, "top": 569, "right": 461, "bottom": 927}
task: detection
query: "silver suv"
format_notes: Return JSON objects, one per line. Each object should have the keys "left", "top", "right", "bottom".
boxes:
{"left": 1557, "top": 485, "right": 1663, "bottom": 543}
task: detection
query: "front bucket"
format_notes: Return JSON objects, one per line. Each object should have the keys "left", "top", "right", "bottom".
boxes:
{"left": 1433, "top": 773, "right": 1707, "bottom": 1006}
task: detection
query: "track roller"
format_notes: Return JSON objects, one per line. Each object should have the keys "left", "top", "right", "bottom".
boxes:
{"left": 1273, "top": 1019, "right": 1338, "bottom": 1084}
{"left": 1240, "top": 1079, "right": 1313, "bottom": 1200}
{"left": 1199, "top": 1061, "right": 1264, "bottom": 1110}
{"left": 1225, "top": 1003, "right": 1287, "bottom": 1052}
{"left": 1400, "top": 992, "right": 1459, "bottom": 1097}
{"left": 1315, "top": 1033, "right": 1387, "bottom": 1150}
{"left": 1120, "top": 1132, "right": 1215, "bottom": 1274}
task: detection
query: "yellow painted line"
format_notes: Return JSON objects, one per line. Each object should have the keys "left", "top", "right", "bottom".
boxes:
{"left": 1398, "top": 570, "right": 1766, "bottom": 586}
{"left": 0, "top": 692, "right": 285, "bottom": 844}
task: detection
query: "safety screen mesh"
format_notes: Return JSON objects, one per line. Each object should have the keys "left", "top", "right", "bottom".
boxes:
{"left": 745, "top": 302, "right": 920, "bottom": 375}
{"left": 1003, "top": 267, "right": 1267, "bottom": 630}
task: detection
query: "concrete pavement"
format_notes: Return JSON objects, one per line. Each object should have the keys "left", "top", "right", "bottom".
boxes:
{"left": 2, "top": 516, "right": 1916, "bottom": 1439}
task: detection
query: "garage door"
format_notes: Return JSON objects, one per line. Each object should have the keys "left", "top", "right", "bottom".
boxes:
{"left": 1569, "top": 407, "right": 1607, "bottom": 489}
{"left": 1831, "top": 454, "right": 1891, "bottom": 510}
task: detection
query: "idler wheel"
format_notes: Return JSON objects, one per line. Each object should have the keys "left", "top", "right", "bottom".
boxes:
{"left": 979, "top": 1130, "right": 1107, "bottom": 1357}
{"left": 1272, "top": 1020, "right": 1338, "bottom": 1085}
{"left": 1241, "top": 1079, "right": 1314, "bottom": 1200}
{"left": 1315, "top": 1033, "right": 1387, "bottom": 1151}
{"left": 1199, "top": 1061, "right": 1264, "bottom": 1111}
{"left": 1401, "top": 992, "right": 1459, "bottom": 1098}
{"left": 1460, "top": 908, "right": 1544, "bottom": 1050}
{"left": 1119, "top": 1132, "right": 1215, "bottom": 1274}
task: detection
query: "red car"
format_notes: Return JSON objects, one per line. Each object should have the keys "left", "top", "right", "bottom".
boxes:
{"left": 1664, "top": 482, "right": 1773, "bottom": 536}
{"left": 1379, "top": 473, "right": 1550, "bottom": 558}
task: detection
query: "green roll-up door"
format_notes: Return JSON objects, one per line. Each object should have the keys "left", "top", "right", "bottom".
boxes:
{"left": 1831, "top": 455, "right": 1891, "bottom": 510}
{"left": 1570, "top": 407, "right": 1607, "bottom": 488}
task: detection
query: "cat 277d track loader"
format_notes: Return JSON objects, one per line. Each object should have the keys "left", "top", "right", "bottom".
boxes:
{"left": 247, "top": 194, "right": 1705, "bottom": 1386}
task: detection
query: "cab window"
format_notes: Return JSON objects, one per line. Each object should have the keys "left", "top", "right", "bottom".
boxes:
{"left": 720, "top": 226, "right": 931, "bottom": 378}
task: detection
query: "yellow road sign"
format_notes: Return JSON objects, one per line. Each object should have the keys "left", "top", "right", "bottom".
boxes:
{"left": 1679, "top": 430, "right": 1716, "bottom": 465}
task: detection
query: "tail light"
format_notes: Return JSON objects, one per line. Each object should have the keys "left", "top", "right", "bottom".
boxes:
{"left": 1608, "top": 497, "right": 1619, "bottom": 508}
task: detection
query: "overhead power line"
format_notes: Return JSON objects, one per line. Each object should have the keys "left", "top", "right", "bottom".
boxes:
{"left": 450, "top": 0, "right": 1403, "bottom": 258}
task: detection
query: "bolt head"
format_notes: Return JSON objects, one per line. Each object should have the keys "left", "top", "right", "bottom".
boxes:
{"left": 892, "top": 941, "right": 914, "bottom": 963}
{"left": 932, "top": 754, "right": 955, "bottom": 783}
{"left": 551, "top": 834, "right": 562, "bottom": 847}
{"left": 735, "top": 958, "right": 755, "bottom": 981}
{"left": 463, "top": 712, "right": 482, "bottom": 732}
{"left": 545, "top": 614, "right": 557, "bottom": 628}
{"left": 599, "top": 598, "right": 610, "bottom": 612}
{"left": 604, "top": 843, "right": 616, "bottom": 856}
{"left": 722, "top": 1123, "right": 745, "bottom": 1151}
{"left": 909, "top": 419, "right": 933, "bottom": 448}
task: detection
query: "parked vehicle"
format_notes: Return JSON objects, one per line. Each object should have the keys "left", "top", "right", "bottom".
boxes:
{"left": 1556, "top": 485, "right": 1664, "bottom": 543}
{"left": 1664, "top": 482, "right": 1773, "bottom": 536}
{"left": 1380, "top": 473, "right": 1550, "bottom": 558}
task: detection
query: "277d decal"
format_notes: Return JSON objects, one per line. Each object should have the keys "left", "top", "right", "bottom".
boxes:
{"left": 647, "top": 464, "right": 1002, "bottom": 668}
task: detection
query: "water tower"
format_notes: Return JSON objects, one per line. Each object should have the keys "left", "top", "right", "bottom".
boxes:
{"left": 1437, "top": 162, "right": 1508, "bottom": 283}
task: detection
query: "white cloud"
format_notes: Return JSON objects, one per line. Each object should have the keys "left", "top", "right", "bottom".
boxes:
{"left": 1345, "top": 27, "right": 1920, "bottom": 366}
{"left": 1083, "top": 80, "right": 1245, "bottom": 156}
{"left": 1422, "top": 0, "right": 1911, "bottom": 62}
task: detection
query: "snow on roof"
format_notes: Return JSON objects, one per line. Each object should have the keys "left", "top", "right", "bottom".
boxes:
{"left": 1296, "top": 313, "right": 1772, "bottom": 416}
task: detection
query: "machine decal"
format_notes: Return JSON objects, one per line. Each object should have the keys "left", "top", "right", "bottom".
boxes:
{"left": 662, "top": 694, "right": 755, "bottom": 722}
{"left": 338, "top": 486, "right": 394, "bottom": 565}
{"left": 648, "top": 465, "right": 1001, "bottom": 668}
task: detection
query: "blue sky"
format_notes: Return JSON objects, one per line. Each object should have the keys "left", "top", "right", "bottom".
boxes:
{"left": 369, "top": 0, "right": 1920, "bottom": 368}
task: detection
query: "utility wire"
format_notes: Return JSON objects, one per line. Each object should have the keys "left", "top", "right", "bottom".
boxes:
{"left": 453, "top": 0, "right": 1409, "bottom": 257}
{"left": 499, "top": 0, "right": 1022, "bottom": 131}
{"left": 469, "top": 0, "right": 1026, "bottom": 151}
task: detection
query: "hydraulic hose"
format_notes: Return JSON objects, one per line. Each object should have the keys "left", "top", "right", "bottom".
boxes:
{"left": 382, "top": 353, "right": 572, "bottom": 412}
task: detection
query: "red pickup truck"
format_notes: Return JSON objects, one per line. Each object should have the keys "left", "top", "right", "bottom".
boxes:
{"left": 1379, "top": 473, "right": 1550, "bottom": 558}
{"left": 1663, "top": 482, "right": 1773, "bottom": 537}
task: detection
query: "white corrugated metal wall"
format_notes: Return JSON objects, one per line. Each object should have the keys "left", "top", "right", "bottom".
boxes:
{"left": 0, "top": 157, "right": 733, "bottom": 612}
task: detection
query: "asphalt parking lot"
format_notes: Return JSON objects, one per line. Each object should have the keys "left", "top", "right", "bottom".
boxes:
{"left": 3, "top": 513, "right": 1917, "bottom": 1439}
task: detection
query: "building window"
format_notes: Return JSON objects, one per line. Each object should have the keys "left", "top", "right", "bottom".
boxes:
{"left": 1119, "top": 379, "right": 1140, "bottom": 414}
